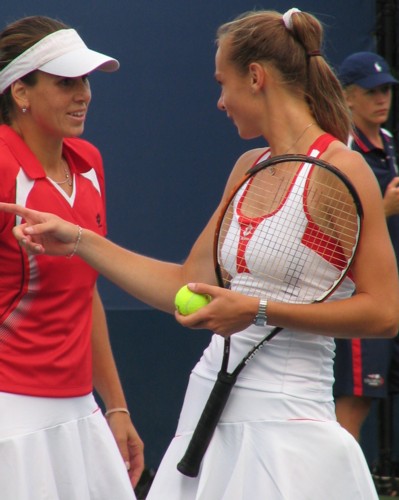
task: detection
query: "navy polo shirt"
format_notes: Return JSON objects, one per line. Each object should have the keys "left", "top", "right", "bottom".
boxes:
{"left": 350, "top": 126, "right": 399, "bottom": 264}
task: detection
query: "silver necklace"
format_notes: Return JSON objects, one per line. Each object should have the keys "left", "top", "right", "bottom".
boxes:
{"left": 54, "top": 162, "right": 73, "bottom": 187}
{"left": 269, "top": 122, "right": 314, "bottom": 176}
{"left": 284, "top": 122, "right": 314, "bottom": 154}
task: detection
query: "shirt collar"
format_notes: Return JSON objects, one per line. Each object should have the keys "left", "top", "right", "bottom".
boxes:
{"left": 0, "top": 124, "right": 93, "bottom": 178}
{"left": 352, "top": 125, "right": 388, "bottom": 154}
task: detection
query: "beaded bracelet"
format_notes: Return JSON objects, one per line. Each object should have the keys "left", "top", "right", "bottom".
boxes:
{"left": 67, "top": 225, "right": 83, "bottom": 259}
{"left": 104, "top": 407, "right": 131, "bottom": 418}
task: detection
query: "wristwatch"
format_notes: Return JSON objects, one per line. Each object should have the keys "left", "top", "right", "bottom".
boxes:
{"left": 253, "top": 298, "right": 268, "bottom": 327}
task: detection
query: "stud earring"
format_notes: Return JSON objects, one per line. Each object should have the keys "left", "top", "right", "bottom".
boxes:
{"left": 21, "top": 107, "right": 27, "bottom": 114}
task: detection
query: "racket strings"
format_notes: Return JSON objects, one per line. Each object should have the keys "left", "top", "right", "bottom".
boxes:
{"left": 217, "top": 160, "right": 360, "bottom": 304}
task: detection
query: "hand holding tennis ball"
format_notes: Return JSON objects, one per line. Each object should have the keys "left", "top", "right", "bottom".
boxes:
{"left": 175, "top": 285, "right": 211, "bottom": 315}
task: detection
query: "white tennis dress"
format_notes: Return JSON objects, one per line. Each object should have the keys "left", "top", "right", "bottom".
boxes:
{"left": 147, "top": 144, "right": 378, "bottom": 500}
{"left": 0, "top": 393, "right": 136, "bottom": 500}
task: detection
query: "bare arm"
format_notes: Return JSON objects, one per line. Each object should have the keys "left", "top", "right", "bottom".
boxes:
{"left": 0, "top": 207, "right": 216, "bottom": 313}
{"left": 73, "top": 152, "right": 254, "bottom": 310}
{"left": 74, "top": 206, "right": 220, "bottom": 312}
{"left": 91, "top": 286, "right": 144, "bottom": 487}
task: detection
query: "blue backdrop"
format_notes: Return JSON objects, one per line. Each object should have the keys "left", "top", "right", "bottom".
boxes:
{"left": 2, "top": 0, "right": 384, "bottom": 472}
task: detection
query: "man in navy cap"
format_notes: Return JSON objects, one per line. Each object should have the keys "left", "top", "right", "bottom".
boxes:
{"left": 334, "top": 50, "right": 399, "bottom": 464}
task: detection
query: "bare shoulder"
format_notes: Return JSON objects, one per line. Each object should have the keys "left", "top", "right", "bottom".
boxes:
{"left": 321, "top": 141, "right": 380, "bottom": 197}
{"left": 223, "top": 147, "right": 268, "bottom": 194}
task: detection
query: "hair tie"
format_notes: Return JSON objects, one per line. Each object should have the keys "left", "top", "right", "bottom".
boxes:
{"left": 307, "top": 50, "right": 322, "bottom": 58}
{"left": 282, "top": 7, "right": 301, "bottom": 30}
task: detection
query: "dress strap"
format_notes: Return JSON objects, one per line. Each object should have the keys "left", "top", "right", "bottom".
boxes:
{"left": 307, "top": 133, "right": 336, "bottom": 158}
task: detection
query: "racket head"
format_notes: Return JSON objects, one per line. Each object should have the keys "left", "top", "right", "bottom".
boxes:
{"left": 214, "top": 154, "right": 363, "bottom": 304}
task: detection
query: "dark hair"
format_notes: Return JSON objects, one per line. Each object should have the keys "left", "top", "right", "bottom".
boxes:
{"left": 216, "top": 10, "right": 351, "bottom": 143}
{"left": 0, "top": 16, "right": 69, "bottom": 124}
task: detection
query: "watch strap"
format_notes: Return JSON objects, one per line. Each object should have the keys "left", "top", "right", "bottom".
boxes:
{"left": 253, "top": 298, "right": 268, "bottom": 327}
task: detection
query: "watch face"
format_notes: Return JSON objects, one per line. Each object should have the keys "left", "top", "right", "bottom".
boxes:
{"left": 254, "top": 316, "right": 266, "bottom": 326}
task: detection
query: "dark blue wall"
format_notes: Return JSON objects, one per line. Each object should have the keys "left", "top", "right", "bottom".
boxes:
{"left": 3, "top": 0, "right": 385, "bottom": 472}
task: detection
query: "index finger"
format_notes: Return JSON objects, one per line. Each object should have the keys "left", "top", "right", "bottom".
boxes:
{"left": 0, "top": 202, "right": 43, "bottom": 222}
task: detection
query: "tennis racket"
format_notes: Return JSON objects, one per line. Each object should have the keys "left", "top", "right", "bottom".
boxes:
{"left": 177, "top": 153, "right": 363, "bottom": 477}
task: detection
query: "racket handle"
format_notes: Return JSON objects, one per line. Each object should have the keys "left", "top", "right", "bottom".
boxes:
{"left": 177, "top": 370, "right": 237, "bottom": 477}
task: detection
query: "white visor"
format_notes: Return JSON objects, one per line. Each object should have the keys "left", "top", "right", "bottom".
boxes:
{"left": 0, "top": 28, "right": 119, "bottom": 94}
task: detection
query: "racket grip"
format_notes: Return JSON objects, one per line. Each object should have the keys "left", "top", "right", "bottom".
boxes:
{"left": 177, "top": 370, "right": 237, "bottom": 477}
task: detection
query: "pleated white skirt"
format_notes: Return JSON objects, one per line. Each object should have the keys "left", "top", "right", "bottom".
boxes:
{"left": 147, "top": 372, "right": 378, "bottom": 500}
{"left": 0, "top": 392, "right": 136, "bottom": 500}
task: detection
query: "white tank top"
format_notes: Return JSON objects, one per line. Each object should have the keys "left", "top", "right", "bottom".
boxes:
{"left": 193, "top": 138, "right": 354, "bottom": 402}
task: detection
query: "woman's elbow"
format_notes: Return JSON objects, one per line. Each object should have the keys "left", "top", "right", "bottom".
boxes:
{"left": 373, "top": 307, "right": 399, "bottom": 338}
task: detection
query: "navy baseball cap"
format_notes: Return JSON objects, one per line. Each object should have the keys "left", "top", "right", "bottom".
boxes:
{"left": 338, "top": 52, "right": 399, "bottom": 89}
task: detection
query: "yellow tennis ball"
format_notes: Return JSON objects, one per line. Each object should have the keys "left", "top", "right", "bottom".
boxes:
{"left": 175, "top": 285, "right": 211, "bottom": 315}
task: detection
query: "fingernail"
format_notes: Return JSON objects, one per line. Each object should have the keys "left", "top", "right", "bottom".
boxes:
{"left": 125, "top": 461, "right": 131, "bottom": 471}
